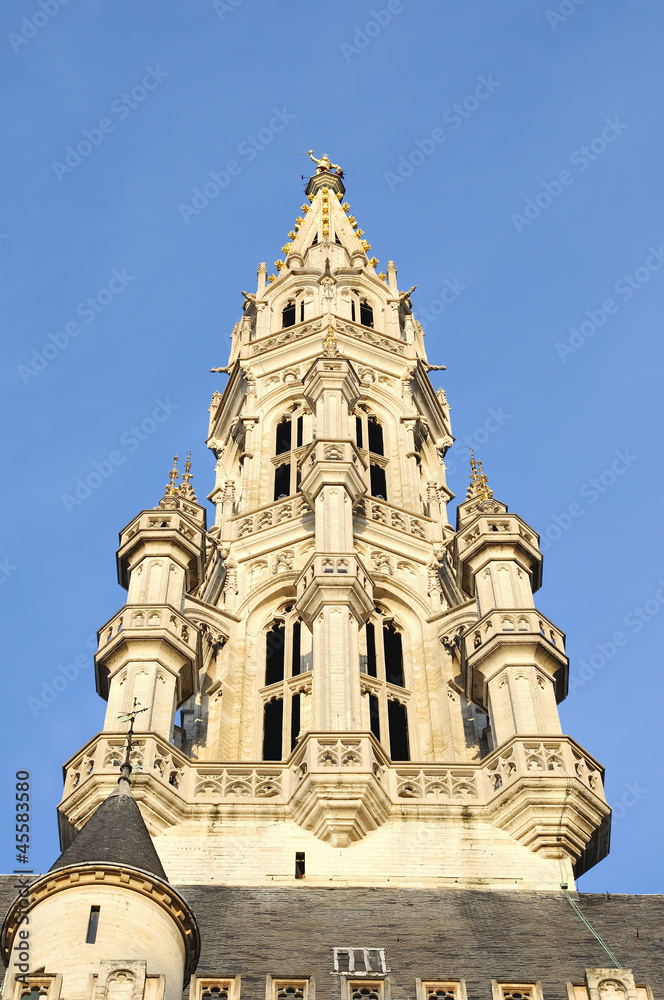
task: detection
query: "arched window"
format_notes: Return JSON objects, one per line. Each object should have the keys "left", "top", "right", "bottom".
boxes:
{"left": 282, "top": 301, "right": 296, "bottom": 328}
{"left": 382, "top": 622, "right": 404, "bottom": 687}
{"left": 272, "top": 411, "right": 307, "bottom": 501}
{"left": 367, "top": 417, "right": 384, "bottom": 455}
{"left": 261, "top": 608, "right": 310, "bottom": 760}
{"left": 265, "top": 622, "right": 285, "bottom": 685}
{"left": 360, "top": 610, "right": 410, "bottom": 760}
{"left": 275, "top": 418, "right": 292, "bottom": 455}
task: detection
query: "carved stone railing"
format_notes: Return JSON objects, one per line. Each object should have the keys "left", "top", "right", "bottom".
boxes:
{"left": 357, "top": 497, "right": 429, "bottom": 540}
{"left": 60, "top": 732, "right": 609, "bottom": 864}
{"left": 465, "top": 608, "right": 566, "bottom": 660}
{"left": 234, "top": 495, "right": 311, "bottom": 539}
{"left": 99, "top": 604, "right": 197, "bottom": 651}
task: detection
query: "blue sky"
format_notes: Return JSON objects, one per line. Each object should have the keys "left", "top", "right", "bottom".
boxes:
{"left": 1, "top": 0, "right": 663, "bottom": 893}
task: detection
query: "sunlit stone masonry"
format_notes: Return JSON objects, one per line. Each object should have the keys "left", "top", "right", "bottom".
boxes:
{"left": 1, "top": 154, "right": 661, "bottom": 1000}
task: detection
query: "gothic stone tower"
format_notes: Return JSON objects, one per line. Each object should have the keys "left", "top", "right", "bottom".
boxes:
{"left": 2, "top": 157, "right": 662, "bottom": 1000}
{"left": 59, "top": 155, "right": 610, "bottom": 888}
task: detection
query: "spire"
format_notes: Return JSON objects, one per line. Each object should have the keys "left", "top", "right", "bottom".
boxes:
{"left": 466, "top": 448, "right": 494, "bottom": 501}
{"left": 165, "top": 453, "right": 179, "bottom": 495}
{"left": 270, "top": 156, "right": 378, "bottom": 279}
{"left": 178, "top": 450, "right": 197, "bottom": 501}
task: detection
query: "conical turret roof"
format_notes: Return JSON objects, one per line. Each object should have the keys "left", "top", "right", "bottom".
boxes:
{"left": 50, "top": 780, "right": 167, "bottom": 881}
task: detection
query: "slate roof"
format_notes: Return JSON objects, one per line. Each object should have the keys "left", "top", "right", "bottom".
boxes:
{"left": 1, "top": 880, "right": 662, "bottom": 999}
{"left": 177, "top": 886, "right": 664, "bottom": 1000}
{"left": 49, "top": 786, "right": 168, "bottom": 881}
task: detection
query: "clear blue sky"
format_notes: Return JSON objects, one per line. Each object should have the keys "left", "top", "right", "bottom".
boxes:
{"left": 1, "top": 0, "right": 663, "bottom": 893}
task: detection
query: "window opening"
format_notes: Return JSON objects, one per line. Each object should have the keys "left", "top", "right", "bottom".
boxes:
{"left": 370, "top": 465, "right": 387, "bottom": 500}
{"left": 360, "top": 300, "right": 374, "bottom": 327}
{"left": 388, "top": 700, "right": 409, "bottom": 760}
{"left": 282, "top": 301, "right": 296, "bottom": 328}
{"left": 292, "top": 621, "right": 302, "bottom": 675}
{"left": 300, "top": 300, "right": 305, "bottom": 323}
{"left": 296, "top": 416, "right": 304, "bottom": 448}
{"left": 202, "top": 990, "right": 229, "bottom": 1000}
{"left": 86, "top": 905, "right": 100, "bottom": 944}
{"left": 295, "top": 851, "right": 306, "bottom": 879}
{"left": 365, "top": 623, "right": 377, "bottom": 677}
{"left": 263, "top": 699, "right": 283, "bottom": 760}
{"left": 274, "top": 463, "right": 291, "bottom": 500}
{"left": 351, "top": 300, "right": 356, "bottom": 322}
{"left": 291, "top": 693, "right": 301, "bottom": 750}
{"left": 367, "top": 417, "right": 384, "bottom": 455}
{"left": 335, "top": 233, "right": 342, "bottom": 245}
{"left": 311, "top": 233, "right": 318, "bottom": 246}
{"left": 383, "top": 623, "right": 404, "bottom": 686}
{"left": 333, "top": 948, "right": 387, "bottom": 974}
{"left": 276, "top": 418, "right": 292, "bottom": 455}
{"left": 265, "top": 622, "right": 285, "bottom": 685}
{"left": 355, "top": 416, "right": 363, "bottom": 449}
{"left": 351, "top": 989, "right": 380, "bottom": 1000}
{"left": 369, "top": 694, "right": 380, "bottom": 740}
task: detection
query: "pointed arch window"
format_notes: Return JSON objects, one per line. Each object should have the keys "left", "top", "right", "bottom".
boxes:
{"left": 261, "top": 607, "right": 311, "bottom": 760}
{"left": 360, "top": 609, "right": 410, "bottom": 760}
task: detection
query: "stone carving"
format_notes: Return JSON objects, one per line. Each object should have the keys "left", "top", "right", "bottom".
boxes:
{"left": 273, "top": 551, "right": 294, "bottom": 574}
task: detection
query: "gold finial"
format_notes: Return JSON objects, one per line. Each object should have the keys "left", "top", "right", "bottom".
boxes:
{"left": 378, "top": 271, "right": 387, "bottom": 281}
{"left": 466, "top": 449, "right": 494, "bottom": 501}
{"left": 368, "top": 257, "right": 379, "bottom": 268}
{"left": 166, "top": 454, "right": 179, "bottom": 495}
{"left": 178, "top": 450, "right": 197, "bottom": 501}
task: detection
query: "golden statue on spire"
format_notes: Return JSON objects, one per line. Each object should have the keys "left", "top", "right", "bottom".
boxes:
{"left": 466, "top": 449, "right": 494, "bottom": 501}
{"left": 305, "top": 149, "right": 343, "bottom": 176}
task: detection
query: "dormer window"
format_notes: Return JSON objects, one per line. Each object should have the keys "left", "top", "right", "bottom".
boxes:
{"left": 282, "top": 301, "right": 296, "bottom": 328}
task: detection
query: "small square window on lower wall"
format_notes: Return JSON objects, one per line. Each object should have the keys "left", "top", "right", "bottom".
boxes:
{"left": 419, "top": 980, "right": 466, "bottom": 1000}
{"left": 492, "top": 983, "right": 543, "bottom": 1000}
{"left": 347, "top": 983, "right": 384, "bottom": 1000}
{"left": 191, "top": 976, "right": 240, "bottom": 1000}
{"left": 269, "top": 979, "right": 310, "bottom": 1000}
